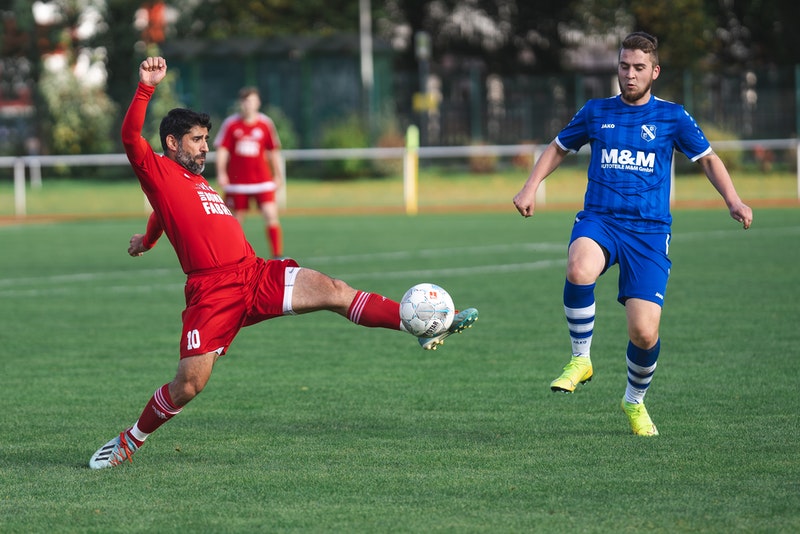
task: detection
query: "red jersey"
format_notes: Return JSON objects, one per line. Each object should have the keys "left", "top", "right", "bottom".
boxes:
{"left": 122, "top": 83, "right": 255, "bottom": 274}
{"left": 214, "top": 112, "right": 280, "bottom": 186}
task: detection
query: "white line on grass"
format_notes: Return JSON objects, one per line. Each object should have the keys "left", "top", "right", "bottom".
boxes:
{"left": 304, "top": 241, "right": 565, "bottom": 264}
{"left": 675, "top": 225, "right": 800, "bottom": 240}
{"left": 0, "top": 258, "right": 565, "bottom": 298}
{"left": 0, "top": 282, "right": 186, "bottom": 298}
{"left": 0, "top": 268, "right": 175, "bottom": 288}
{"left": 337, "top": 258, "right": 565, "bottom": 281}
{"left": 1, "top": 225, "right": 797, "bottom": 298}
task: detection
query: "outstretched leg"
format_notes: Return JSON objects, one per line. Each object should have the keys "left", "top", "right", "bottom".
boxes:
{"left": 290, "top": 268, "right": 477, "bottom": 349}
{"left": 291, "top": 268, "right": 401, "bottom": 329}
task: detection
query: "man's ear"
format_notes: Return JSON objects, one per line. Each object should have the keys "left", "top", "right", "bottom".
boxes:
{"left": 165, "top": 134, "right": 179, "bottom": 152}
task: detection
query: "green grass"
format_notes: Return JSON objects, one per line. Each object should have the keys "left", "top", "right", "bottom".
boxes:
{"left": 1, "top": 207, "right": 799, "bottom": 532}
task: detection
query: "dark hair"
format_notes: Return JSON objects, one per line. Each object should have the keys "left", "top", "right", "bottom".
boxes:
{"left": 238, "top": 86, "right": 260, "bottom": 100}
{"left": 621, "top": 31, "right": 659, "bottom": 65}
{"left": 159, "top": 108, "right": 212, "bottom": 151}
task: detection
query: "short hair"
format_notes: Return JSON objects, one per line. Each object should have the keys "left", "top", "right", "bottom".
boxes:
{"left": 159, "top": 108, "right": 212, "bottom": 152}
{"left": 238, "top": 86, "right": 260, "bottom": 101}
{"left": 621, "top": 31, "right": 659, "bottom": 65}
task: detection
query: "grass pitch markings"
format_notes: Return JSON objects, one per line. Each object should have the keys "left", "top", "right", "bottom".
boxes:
{"left": 2, "top": 224, "right": 797, "bottom": 298}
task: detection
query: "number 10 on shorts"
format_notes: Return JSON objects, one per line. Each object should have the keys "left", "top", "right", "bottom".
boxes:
{"left": 186, "top": 329, "right": 201, "bottom": 350}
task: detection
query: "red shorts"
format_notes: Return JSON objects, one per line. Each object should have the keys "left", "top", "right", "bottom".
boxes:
{"left": 180, "top": 257, "right": 300, "bottom": 358}
{"left": 225, "top": 190, "right": 276, "bottom": 211}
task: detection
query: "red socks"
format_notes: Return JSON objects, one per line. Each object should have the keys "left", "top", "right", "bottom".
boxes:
{"left": 127, "top": 384, "right": 182, "bottom": 446}
{"left": 348, "top": 291, "right": 401, "bottom": 330}
{"left": 267, "top": 224, "right": 283, "bottom": 258}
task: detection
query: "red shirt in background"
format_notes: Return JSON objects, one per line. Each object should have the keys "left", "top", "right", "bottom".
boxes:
{"left": 215, "top": 113, "right": 281, "bottom": 187}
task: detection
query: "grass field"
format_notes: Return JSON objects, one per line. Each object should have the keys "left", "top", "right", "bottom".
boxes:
{"left": 1, "top": 205, "right": 799, "bottom": 532}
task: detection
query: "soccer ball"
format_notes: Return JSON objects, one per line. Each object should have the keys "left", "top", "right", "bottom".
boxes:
{"left": 399, "top": 283, "right": 455, "bottom": 337}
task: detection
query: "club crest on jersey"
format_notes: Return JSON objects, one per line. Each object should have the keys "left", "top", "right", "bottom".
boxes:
{"left": 641, "top": 124, "right": 657, "bottom": 142}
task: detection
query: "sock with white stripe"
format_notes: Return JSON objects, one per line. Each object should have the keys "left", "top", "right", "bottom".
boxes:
{"left": 563, "top": 280, "right": 596, "bottom": 359}
{"left": 347, "top": 291, "right": 402, "bottom": 330}
{"left": 127, "top": 384, "right": 183, "bottom": 446}
{"left": 624, "top": 339, "right": 660, "bottom": 404}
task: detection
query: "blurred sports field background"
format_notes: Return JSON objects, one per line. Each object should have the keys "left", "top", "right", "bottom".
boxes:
{"left": 1, "top": 158, "right": 798, "bottom": 219}
{"left": 1, "top": 185, "right": 798, "bottom": 531}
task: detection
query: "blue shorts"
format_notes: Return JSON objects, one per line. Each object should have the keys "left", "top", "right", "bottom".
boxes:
{"left": 570, "top": 212, "right": 671, "bottom": 306}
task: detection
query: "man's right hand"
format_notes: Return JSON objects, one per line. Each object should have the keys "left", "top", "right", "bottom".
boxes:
{"left": 128, "top": 233, "right": 149, "bottom": 257}
{"left": 139, "top": 57, "right": 167, "bottom": 87}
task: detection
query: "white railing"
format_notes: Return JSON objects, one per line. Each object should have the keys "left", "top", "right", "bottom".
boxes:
{"left": 2, "top": 139, "right": 798, "bottom": 216}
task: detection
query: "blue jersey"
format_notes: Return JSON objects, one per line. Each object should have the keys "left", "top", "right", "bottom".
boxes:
{"left": 556, "top": 94, "right": 712, "bottom": 232}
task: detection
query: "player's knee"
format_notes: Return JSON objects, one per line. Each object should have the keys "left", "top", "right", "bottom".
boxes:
{"left": 316, "top": 276, "right": 360, "bottom": 314}
{"left": 169, "top": 377, "right": 207, "bottom": 406}
{"left": 329, "top": 277, "right": 356, "bottom": 301}
{"left": 629, "top": 328, "right": 659, "bottom": 350}
{"left": 566, "top": 263, "right": 599, "bottom": 285}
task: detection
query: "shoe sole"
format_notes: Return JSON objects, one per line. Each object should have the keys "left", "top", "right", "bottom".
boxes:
{"left": 550, "top": 374, "right": 592, "bottom": 393}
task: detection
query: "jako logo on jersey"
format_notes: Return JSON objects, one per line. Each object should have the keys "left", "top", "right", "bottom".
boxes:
{"left": 601, "top": 123, "right": 615, "bottom": 128}
{"left": 601, "top": 148, "right": 655, "bottom": 172}
{"left": 641, "top": 124, "right": 657, "bottom": 141}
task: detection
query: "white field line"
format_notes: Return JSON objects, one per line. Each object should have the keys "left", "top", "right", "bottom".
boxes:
{"left": 0, "top": 268, "right": 175, "bottom": 288}
{"left": 0, "top": 243, "right": 565, "bottom": 298}
{"left": 305, "top": 242, "right": 565, "bottom": 263}
{"left": 1, "top": 225, "right": 797, "bottom": 298}
{"left": 339, "top": 258, "right": 565, "bottom": 281}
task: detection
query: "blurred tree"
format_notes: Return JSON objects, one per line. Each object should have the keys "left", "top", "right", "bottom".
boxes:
{"left": 101, "top": 1, "right": 147, "bottom": 111}
{"left": 0, "top": 0, "right": 36, "bottom": 155}
{"left": 384, "top": 0, "right": 578, "bottom": 74}
{"left": 628, "top": 0, "right": 713, "bottom": 70}
{"left": 705, "top": 0, "right": 800, "bottom": 67}
{"left": 2, "top": 0, "right": 799, "bottom": 154}
{"left": 173, "top": 0, "right": 367, "bottom": 39}
{"left": 19, "top": 0, "right": 119, "bottom": 155}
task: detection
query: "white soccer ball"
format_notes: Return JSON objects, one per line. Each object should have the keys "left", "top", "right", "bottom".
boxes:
{"left": 400, "top": 283, "right": 455, "bottom": 337}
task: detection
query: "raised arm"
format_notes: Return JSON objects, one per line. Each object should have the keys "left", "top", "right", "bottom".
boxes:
{"left": 121, "top": 57, "right": 168, "bottom": 163}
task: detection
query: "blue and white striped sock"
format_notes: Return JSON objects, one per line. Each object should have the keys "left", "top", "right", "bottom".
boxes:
{"left": 624, "top": 339, "right": 660, "bottom": 404}
{"left": 563, "top": 280, "right": 595, "bottom": 359}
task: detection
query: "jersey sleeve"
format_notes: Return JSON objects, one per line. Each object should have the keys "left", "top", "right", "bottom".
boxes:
{"left": 141, "top": 210, "right": 163, "bottom": 250}
{"left": 673, "top": 107, "right": 712, "bottom": 161}
{"left": 121, "top": 83, "right": 156, "bottom": 166}
{"left": 555, "top": 103, "right": 591, "bottom": 153}
{"left": 261, "top": 114, "right": 281, "bottom": 150}
{"left": 213, "top": 114, "right": 238, "bottom": 149}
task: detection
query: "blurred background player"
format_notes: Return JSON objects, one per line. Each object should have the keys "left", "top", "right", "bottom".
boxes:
{"left": 215, "top": 87, "right": 285, "bottom": 258}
